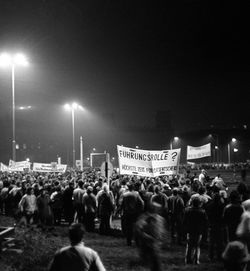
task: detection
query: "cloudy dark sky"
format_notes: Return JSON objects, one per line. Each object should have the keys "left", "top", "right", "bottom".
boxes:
{"left": 0, "top": 1, "right": 249, "bottom": 162}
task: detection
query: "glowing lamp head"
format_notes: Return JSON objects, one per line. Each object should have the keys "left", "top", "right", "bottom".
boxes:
{"left": 14, "top": 53, "right": 28, "bottom": 66}
{"left": 174, "top": 137, "right": 179, "bottom": 141}
{"left": 72, "top": 102, "right": 78, "bottom": 109}
{"left": 0, "top": 53, "right": 12, "bottom": 67}
{"left": 232, "top": 138, "right": 237, "bottom": 143}
{"left": 64, "top": 103, "right": 71, "bottom": 111}
{"left": 0, "top": 53, "right": 29, "bottom": 67}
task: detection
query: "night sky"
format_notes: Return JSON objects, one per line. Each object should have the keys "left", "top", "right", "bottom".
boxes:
{"left": 0, "top": 1, "right": 249, "bottom": 162}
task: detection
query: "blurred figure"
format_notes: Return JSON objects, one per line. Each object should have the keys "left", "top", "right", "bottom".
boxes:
{"left": 183, "top": 196, "right": 208, "bottom": 264}
{"left": 134, "top": 203, "right": 166, "bottom": 271}
{"left": 222, "top": 240, "right": 250, "bottom": 271}
{"left": 49, "top": 223, "right": 106, "bottom": 271}
{"left": 223, "top": 190, "right": 244, "bottom": 242}
{"left": 236, "top": 199, "right": 250, "bottom": 251}
{"left": 206, "top": 186, "right": 226, "bottom": 261}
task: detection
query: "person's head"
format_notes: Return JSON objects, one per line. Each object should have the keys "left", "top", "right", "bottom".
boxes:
{"left": 242, "top": 199, "right": 250, "bottom": 212}
{"left": 222, "top": 240, "right": 250, "bottom": 271}
{"left": 69, "top": 223, "right": 85, "bottom": 245}
{"left": 26, "top": 187, "right": 33, "bottom": 195}
{"left": 173, "top": 187, "right": 179, "bottom": 196}
{"left": 78, "top": 180, "right": 83, "bottom": 188}
{"left": 229, "top": 190, "right": 241, "bottom": 204}
{"left": 87, "top": 186, "right": 93, "bottom": 194}
{"left": 127, "top": 181, "right": 134, "bottom": 191}
{"left": 198, "top": 186, "right": 206, "bottom": 195}
{"left": 192, "top": 196, "right": 201, "bottom": 208}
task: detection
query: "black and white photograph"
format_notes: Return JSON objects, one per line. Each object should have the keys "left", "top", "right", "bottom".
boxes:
{"left": 0, "top": 1, "right": 250, "bottom": 271}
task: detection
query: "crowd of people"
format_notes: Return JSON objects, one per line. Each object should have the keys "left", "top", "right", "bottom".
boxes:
{"left": 0, "top": 167, "right": 250, "bottom": 270}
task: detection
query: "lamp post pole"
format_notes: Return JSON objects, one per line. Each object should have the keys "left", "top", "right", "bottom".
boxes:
{"left": 0, "top": 53, "right": 28, "bottom": 162}
{"left": 64, "top": 103, "right": 84, "bottom": 168}
{"left": 11, "top": 64, "right": 16, "bottom": 161}
{"left": 71, "top": 106, "right": 75, "bottom": 168}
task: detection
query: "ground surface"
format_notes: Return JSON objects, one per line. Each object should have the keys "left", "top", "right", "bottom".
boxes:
{"left": 0, "top": 170, "right": 249, "bottom": 271}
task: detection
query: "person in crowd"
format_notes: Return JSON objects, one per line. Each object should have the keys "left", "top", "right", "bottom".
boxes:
{"left": 198, "top": 169, "right": 208, "bottom": 186}
{"left": 206, "top": 186, "right": 226, "bottom": 261}
{"left": 18, "top": 187, "right": 37, "bottom": 226}
{"left": 49, "top": 223, "right": 106, "bottom": 271}
{"left": 150, "top": 185, "right": 168, "bottom": 220}
{"left": 9, "top": 180, "right": 23, "bottom": 217}
{"left": 37, "top": 187, "right": 53, "bottom": 228}
{"left": 134, "top": 202, "right": 166, "bottom": 271}
{"left": 222, "top": 240, "right": 250, "bottom": 271}
{"left": 181, "top": 185, "right": 191, "bottom": 207}
{"left": 210, "top": 174, "right": 227, "bottom": 191}
{"left": 168, "top": 187, "right": 185, "bottom": 244}
{"left": 183, "top": 196, "right": 208, "bottom": 265}
{"left": 236, "top": 199, "right": 250, "bottom": 251}
{"left": 50, "top": 186, "right": 63, "bottom": 226}
{"left": 82, "top": 186, "right": 97, "bottom": 232}
{"left": 223, "top": 190, "right": 244, "bottom": 242}
{"left": 237, "top": 182, "right": 250, "bottom": 202}
{"left": 97, "top": 184, "right": 114, "bottom": 235}
{"left": 73, "top": 180, "right": 85, "bottom": 223}
{"left": 62, "top": 181, "right": 75, "bottom": 225}
{"left": 189, "top": 185, "right": 211, "bottom": 208}
{"left": 120, "top": 181, "right": 144, "bottom": 246}
{"left": 0, "top": 180, "right": 10, "bottom": 215}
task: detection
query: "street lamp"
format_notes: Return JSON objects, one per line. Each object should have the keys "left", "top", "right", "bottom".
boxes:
{"left": 64, "top": 102, "right": 83, "bottom": 168}
{"left": 0, "top": 52, "right": 29, "bottom": 161}
{"left": 208, "top": 134, "right": 220, "bottom": 163}
{"left": 228, "top": 138, "right": 237, "bottom": 164}
{"left": 170, "top": 137, "right": 179, "bottom": 149}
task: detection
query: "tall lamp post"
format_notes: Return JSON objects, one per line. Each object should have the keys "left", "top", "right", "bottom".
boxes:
{"left": 208, "top": 134, "right": 219, "bottom": 163}
{"left": 64, "top": 102, "right": 83, "bottom": 168}
{"left": 0, "top": 53, "right": 28, "bottom": 161}
{"left": 228, "top": 138, "right": 237, "bottom": 164}
{"left": 170, "top": 137, "right": 179, "bottom": 149}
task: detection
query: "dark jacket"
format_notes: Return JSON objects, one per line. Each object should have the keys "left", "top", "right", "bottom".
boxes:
{"left": 183, "top": 206, "right": 208, "bottom": 235}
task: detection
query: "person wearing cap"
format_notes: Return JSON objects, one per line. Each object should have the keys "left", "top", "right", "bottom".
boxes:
{"left": 49, "top": 223, "right": 106, "bottom": 271}
{"left": 222, "top": 240, "right": 250, "bottom": 271}
{"left": 183, "top": 196, "right": 208, "bottom": 264}
{"left": 82, "top": 186, "right": 97, "bottom": 232}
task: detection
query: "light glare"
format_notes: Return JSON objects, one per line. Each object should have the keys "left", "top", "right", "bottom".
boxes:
{"left": 0, "top": 53, "right": 11, "bottom": 67}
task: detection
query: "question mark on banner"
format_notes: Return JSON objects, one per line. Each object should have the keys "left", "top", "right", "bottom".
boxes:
{"left": 171, "top": 152, "right": 177, "bottom": 161}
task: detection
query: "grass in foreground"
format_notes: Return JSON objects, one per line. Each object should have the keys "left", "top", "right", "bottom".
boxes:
{"left": 0, "top": 216, "right": 224, "bottom": 271}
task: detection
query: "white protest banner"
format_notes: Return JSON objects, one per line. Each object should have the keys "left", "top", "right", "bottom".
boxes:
{"left": 117, "top": 145, "right": 181, "bottom": 177}
{"left": 33, "top": 162, "right": 67, "bottom": 173}
{"left": 0, "top": 163, "right": 9, "bottom": 172}
{"left": 187, "top": 143, "right": 211, "bottom": 160}
{"left": 8, "top": 160, "right": 31, "bottom": 172}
